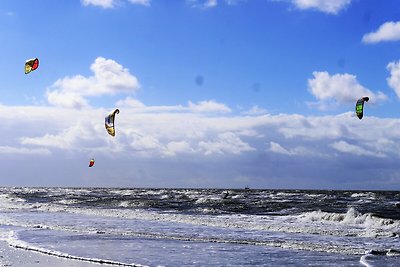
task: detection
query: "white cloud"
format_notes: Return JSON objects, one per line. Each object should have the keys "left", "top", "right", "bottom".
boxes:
{"left": 308, "top": 71, "right": 387, "bottom": 107}
{"left": 3, "top": 102, "right": 400, "bottom": 188}
{"left": 243, "top": 105, "right": 268, "bottom": 115}
{"left": 331, "top": 140, "right": 384, "bottom": 158}
{"left": 47, "top": 92, "right": 88, "bottom": 109}
{"left": 14, "top": 105, "right": 259, "bottom": 157}
{"left": 290, "top": 0, "right": 351, "bottom": 15}
{"left": 130, "top": 135, "right": 163, "bottom": 153}
{"left": 46, "top": 57, "right": 140, "bottom": 109}
{"left": 362, "top": 21, "right": 400, "bottom": 44}
{"left": 269, "top": 141, "right": 292, "bottom": 155}
{"left": 205, "top": 0, "right": 217, "bottom": 7}
{"left": 198, "top": 132, "right": 255, "bottom": 155}
{"left": 20, "top": 120, "right": 108, "bottom": 152}
{"left": 188, "top": 100, "right": 231, "bottom": 113}
{"left": 387, "top": 60, "right": 400, "bottom": 98}
{"left": 81, "top": 0, "right": 115, "bottom": 8}
{"left": 269, "top": 141, "right": 320, "bottom": 156}
{"left": 116, "top": 97, "right": 231, "bottom": 114}
{"left": 127, "top": 0, "right": 151, "bottom": 6}
{"left": 82, "top": 0, "right": 150, "bottom": 8}
{"left": 116, "top": 97, "right": 146, "bottom": 108}
{"left": 276, "top": 112, "right": 352, "bottom": 140}
{"left": 117, "top": 98, "right": 184, "bottom": 113}
{"left": 165, "top": 141, "right": 194, "bottom": 156}
{"left": 0, "top": 146, "right": 51, "bottom": 156}
{"left": 9, "top": 102, "right": 399, "bottom": 160}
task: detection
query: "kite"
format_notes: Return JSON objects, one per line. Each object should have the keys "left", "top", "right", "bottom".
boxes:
{"left": 89, "top": 159, "right": 95, "bottom": 167}
{"left": 25, "top": 58, "right": 39, "bottom": 74}
{"left": 355, "top": 97, "right": 369, "bottom": 120}
{"left": 105, "top": 109, "right": 120, "bottom": 136}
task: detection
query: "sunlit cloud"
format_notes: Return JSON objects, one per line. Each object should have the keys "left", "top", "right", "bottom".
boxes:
{"left": 307, "top": 71, "right": 387, "bottom": 109}
{"left": 6, "top": 102, "right": 400, "bottom": 160}
{"left": 330, "top": 140, "right": 385, "bottom": 158}
{"left": 387, "top": 60, "right": 400, "bottom": 99}
{"left": 46, "top": 57, "right": 140, "bottom": 109}
{"left": 362, "top": 21, "right": 400, "bottom": 44}
{"left": 2, "top": 101, "right": 400, "bottom": 188}
{"left": 117, "top": 97, "right": 231, "bottom": 114}
{"left": 188, "top": 100, "right": 231, "bottom": 113}
{"left": 198, "top": 132, "right": 255, "bottom": 155}
{"left": 81, "top": 0, "right": 115, "bottom": 8}
{"left": 0, "top": 146, "right": 51, "bottom": 156}
{"left": 287, "top": 0, "right": 352, "bottom": 15}
{"left": 243, "top": 105, "right": 268, "bottom": 115}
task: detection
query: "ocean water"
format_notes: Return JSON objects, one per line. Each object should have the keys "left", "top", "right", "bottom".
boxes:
{"left": 0, "top": 188, "right": 399, "bottom": 266}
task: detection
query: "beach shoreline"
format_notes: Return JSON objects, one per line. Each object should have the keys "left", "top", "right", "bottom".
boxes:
{"left": 0, "top": 240, "right": 108, "bottom": 267}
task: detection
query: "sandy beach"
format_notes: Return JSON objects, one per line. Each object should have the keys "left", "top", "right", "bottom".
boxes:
{"left": 0, "top": 241, "right": 104, "bottom": 267}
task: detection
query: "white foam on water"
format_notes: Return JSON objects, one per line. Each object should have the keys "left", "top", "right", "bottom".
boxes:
{"left": 2, "top": 231, "right": 147, "bottom": 267}
{"left": 118, "top": 201, "right": 131, "bottom": 208}
{"left": 360, "top": 249, "right": 400, "bottom": 267}
{"left": 194, "top": 197, "right": 208, "bottom": 204}
{"left": 351, "top": 192, "right": 376, "bottom": 199}
{"left": 360, "top": 254, "right": 374, "bottom": 267}
{"left": 56, "top": 199, "right": 80, "bottom": 205}
{"left": 2, "top": 190, "right": 399, "bottom": 242}
{"left": 297, "top": 207, "right": 400, "bottom": 238}
{"left": 0, "top": 193, "right": 27, "bottom": 211}
{"left": 4, "top": 197, "right": 396, "bottom": 241}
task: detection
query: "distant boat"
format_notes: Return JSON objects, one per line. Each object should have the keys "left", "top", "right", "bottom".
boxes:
{"left": 244, "top": 186, "right": 250, "bottom": 190}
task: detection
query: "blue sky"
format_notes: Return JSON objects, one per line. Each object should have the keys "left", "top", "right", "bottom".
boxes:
{"left": 1, "top": 0, "right": 400, "bottom": 189}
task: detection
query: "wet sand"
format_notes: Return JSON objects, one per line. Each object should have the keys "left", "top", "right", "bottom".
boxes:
{"left": 0, "top": 241, "right": 105, "bottom": 267}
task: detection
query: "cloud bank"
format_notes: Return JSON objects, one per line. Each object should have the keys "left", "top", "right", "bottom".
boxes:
{"left": 4, "top": 57, "right": 400, "bottom": 189}
{"left": 4, "top": 101, "right": 400, "bottom": 188}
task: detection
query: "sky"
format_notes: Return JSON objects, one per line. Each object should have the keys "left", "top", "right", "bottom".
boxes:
{"left": 1, "top": 0, "right": 400, "bottom": 189}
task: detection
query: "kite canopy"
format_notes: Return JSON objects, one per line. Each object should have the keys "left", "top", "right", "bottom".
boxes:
{"left": 105, "top": 109, "right": 120, "bottom": 136}
{"left": 25, "top": 58, "right": 39, "bottom": 74}
{"left": 89, "top": 159, "right": 95, "bottom": 167}
{"left": 355, "top": 97, "right": 369, "bottom": 120}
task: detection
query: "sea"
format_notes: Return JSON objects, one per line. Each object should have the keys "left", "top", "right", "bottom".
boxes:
{"left": 0, "top": 187, "right": 399, "bottom": 266}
